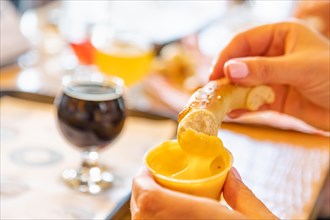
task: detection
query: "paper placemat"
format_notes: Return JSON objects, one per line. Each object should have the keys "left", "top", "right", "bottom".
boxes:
{"left": 0, "top": 97, "right": 176, "bottom": 219}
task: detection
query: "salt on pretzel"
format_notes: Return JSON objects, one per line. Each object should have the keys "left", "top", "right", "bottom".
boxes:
{"left": 177, "top": 78, "right": 275, "bottom": 137}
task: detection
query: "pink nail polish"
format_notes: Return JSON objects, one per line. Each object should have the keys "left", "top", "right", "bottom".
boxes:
{"left": 226, "top": 60, "right": 249, "bottom": 79}
{"left": 231, "top": 167, "right": 242, "bottom": 181}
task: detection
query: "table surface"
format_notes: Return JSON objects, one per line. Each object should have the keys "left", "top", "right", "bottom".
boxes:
{"left": 0, "top": 95, "right": 177, "bottom": 220}
{"left": 1, "top": 64, "right": 329, "bottom": 220}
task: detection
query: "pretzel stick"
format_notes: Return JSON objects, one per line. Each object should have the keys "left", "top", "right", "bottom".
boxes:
{"left": 177, "top": 78, "right": 275, "bottom": 137}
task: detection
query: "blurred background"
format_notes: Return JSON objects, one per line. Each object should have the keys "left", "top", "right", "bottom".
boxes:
{"left": 1, "top": 0, "right": 301, "bottom": 115}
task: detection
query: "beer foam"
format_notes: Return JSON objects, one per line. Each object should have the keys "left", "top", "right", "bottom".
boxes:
{"left": 64, "top": 84, "right": 123, "bottom": 101}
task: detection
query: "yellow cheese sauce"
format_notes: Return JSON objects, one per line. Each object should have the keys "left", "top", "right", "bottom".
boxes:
{"left": 174, "top": 129, "right": 227, "bottom": 179}
{"left": 145, "top": 128, "right": 232, "bottom": 199}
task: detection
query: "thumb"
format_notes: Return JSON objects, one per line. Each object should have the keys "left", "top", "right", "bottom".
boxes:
{"left": 223, "top": 168, "right": 278, "bottom": 220}
{"left": 224, "top": 55, "right": 308, "bottom": 87}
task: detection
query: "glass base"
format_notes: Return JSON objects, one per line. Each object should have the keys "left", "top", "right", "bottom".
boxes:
{"left": 62, "top": 165, "right": 114, "bottom": 194}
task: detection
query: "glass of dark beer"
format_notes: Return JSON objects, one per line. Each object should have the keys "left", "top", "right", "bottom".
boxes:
{"left": 55, "top": 73, "right": 126, "bottom": 194}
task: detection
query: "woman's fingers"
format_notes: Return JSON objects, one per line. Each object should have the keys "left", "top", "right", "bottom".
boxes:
{"left": 223, "top": 168, "right": 279, "bottom": 220}
{"left": 223, "top": 50, "right": 329, "bottom": 90}
{"left": 228, "top": 85, "right": 330, "bottom": 131}
{"left": 131, "top": 166, "right": 247, "bottom": 219}
{"left": 223, "top": 55, "right": 310, "bottom": 87}
{"left": 130, "top": 166, "right": 157, "bottom": 219}
{"left": 210, "top": 22, "right": 292, "bottom": 80}
{"left": 294, "top": 0, "right": 330, "bottom": 38}
{"left": 210, "top": 21, "right": 327, "bottom": 81}
{"left": 220, "top": 53, "right": 330, "bottom": 130}
{"left": 280, "top": 87, "right": 330, "bottom": 131}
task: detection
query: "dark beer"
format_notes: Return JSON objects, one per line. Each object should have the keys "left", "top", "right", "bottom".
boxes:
{"left": 56, "top": 83, "right": 125, "bottom": 150}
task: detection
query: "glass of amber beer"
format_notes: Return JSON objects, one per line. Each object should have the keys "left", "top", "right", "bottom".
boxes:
{"left": 91, "top": 25, "right": 154, "bottom": 86}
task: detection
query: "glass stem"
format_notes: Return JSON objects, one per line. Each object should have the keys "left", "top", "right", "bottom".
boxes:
{"left": 81, "top": 150, "right": 99, "bottom": 168}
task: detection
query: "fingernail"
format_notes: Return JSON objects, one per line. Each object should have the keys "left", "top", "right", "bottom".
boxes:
{"left": 226, "top": 60, "right": 249, "bottom": 79}
{"left": 138, "top": 165, "right": 147, "bottom": 173}
{"left": 231, "top": 167, "right": 242, "bottom": 181}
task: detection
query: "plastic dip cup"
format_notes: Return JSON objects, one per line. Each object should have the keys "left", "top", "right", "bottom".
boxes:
{"left": 144, "top": 140, "right": 233, "bottom": 200}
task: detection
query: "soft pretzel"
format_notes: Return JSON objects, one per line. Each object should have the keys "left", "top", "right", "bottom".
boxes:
{"left": 177, "top": 78, "right": 275, "bottom": 137}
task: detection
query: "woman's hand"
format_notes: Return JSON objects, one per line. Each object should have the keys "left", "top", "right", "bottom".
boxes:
{"left": 210, "top": 21, "right": 330, "bottom": 131}
{"left": 294, "top": 0, "right": 330, "bottom": 38}
{"left": 131, "top": 167, "right": 278, "bottom": 219}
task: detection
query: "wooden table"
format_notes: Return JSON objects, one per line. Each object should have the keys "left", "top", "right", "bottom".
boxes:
{"left": 1, "top": 65, "right": 329, "bottom": 219}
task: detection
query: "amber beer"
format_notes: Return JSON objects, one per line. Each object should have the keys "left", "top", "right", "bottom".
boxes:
{"left": 56, "top": 83, "right": 126, "bottom": 150}
{"left": 92, "top": 27, "right": 154, "bottom": 86}
{"left": 94, "top": 42, "right": 153, "bottom": 86}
